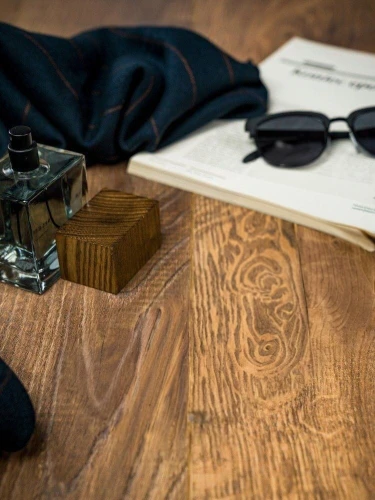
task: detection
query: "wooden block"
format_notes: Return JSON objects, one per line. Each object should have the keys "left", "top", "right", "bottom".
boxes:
{"left": 56, "top": 189, "right": 161, "bottom": 294}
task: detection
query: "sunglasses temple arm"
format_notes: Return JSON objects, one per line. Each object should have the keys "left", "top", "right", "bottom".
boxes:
{"left": 243, "top": 149, "right": 262, "bottom": 163}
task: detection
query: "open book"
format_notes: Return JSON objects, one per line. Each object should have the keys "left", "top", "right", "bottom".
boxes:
{"left": 128, "top": 37, "right": 375, "bottom": 251}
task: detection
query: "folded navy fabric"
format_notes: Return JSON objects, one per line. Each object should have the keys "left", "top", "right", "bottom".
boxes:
{"left": 0, "top": 357, "right": 35, "bottom": 452}
{"left": 0, "top": 23, "right": 267, "bottom": 165}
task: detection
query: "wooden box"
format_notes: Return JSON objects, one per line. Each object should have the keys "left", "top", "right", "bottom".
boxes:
{"left": 56, "top": 189, "right": 161, "bottom": 294}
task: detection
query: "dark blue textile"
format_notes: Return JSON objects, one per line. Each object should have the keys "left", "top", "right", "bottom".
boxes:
{"left": 0, "top": 23, "right": 267, "bottom": 165}
{"left": 0, "top": 358, "right": 35, "bottom": 452}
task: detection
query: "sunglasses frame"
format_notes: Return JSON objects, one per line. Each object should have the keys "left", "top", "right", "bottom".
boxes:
{"left": 245, "top": 106, "right": 375, "bottom": 167}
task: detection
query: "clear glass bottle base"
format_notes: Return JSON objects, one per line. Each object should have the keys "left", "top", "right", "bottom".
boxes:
{"left": 0, "top": 143, "right": 87, "bottom": 294}
{"left": 0, "top": 244, "right": 60, "bottom": 294}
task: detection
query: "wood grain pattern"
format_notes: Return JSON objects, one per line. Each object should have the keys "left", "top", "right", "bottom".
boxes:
{"left": 0, "top": 169, "right": 190, "bottom": 499}
{"left": 0, "top": 2, "right": 192, "bottom": 496}
{"left": 56, "top": 190, "right": 161, "bottom": 294}
{"left": 0, "top": 0, "right": 374, "bottom": 499}
{"left": 189, "top": 200, "right": 312, "bottom": 498}
{"left": 188, "top": 1, "right": 375, "bottom": 498}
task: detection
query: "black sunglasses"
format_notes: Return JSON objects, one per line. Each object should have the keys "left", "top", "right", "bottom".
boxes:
{"left": 243, "top": 107, "right": 375, "bottom": 167}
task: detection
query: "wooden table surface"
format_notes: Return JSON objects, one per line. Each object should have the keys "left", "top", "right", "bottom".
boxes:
{"left": 1, "top": 1, "right": 375, "bottom": 498}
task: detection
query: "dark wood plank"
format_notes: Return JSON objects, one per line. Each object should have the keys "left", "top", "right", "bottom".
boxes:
{"left": 0, "top": 4, "right": 192, "bottom": 498}
{"left": 0, "top": 162, "right": 191, "bottom": 498}
{"left": 191, "top": 0, "right": 375, "bottom": 61}
{"left": 0, "top": 0, "right": 192, "bottom": 36}
{"left": 296, "top": 228, "right": 375, "bottom": 497}
{"left": 0, "top": 0, "right": 193, "bottom": 494}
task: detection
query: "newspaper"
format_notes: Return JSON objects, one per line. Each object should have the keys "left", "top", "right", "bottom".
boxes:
{"left": 128, "top": 37, "right": 375, "bottom": 242}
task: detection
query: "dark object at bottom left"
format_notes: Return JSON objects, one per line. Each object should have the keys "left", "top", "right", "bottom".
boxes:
{"left": 0, "top": 358, "right": 35, "bottom": 452}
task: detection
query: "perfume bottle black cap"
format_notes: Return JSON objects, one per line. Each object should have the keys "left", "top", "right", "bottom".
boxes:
{"left": 8, "top": 126, "right": 40, "bottom": 172}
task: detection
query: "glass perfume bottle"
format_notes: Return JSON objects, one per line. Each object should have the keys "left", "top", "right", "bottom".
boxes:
{"left": 0, "top": 126, "right": 87, "bottom": 294}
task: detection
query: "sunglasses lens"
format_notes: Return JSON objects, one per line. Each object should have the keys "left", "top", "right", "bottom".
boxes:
{"left": 352, "top": 109, "right": 375, "bottom": 156}
{"left": 255, "top": 115, "right": 327, "bottom": 167}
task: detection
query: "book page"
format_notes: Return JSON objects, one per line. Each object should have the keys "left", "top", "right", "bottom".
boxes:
{"left": 129, "top": 38, "right": 375, "bottom": 235}
{"left": 261, "top": 37, "right": 375, "bottom": 115}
